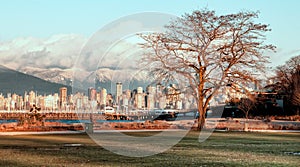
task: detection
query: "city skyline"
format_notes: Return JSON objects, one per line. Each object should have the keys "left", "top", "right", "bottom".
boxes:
{"left": 0, "top": 75, "right": 261, "bottom": 113}
{"left": 0, "top": 1, "right": 298, "bottom": 112}
{"left": 0, "top": 82, "right": 200, "bottom": 112}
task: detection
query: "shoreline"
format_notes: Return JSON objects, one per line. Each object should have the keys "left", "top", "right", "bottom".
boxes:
{"left": 1, "top": 118, "right": 299, "bottom": 134}
{"left": 1, "top": 128, "right": 300, "bottom": 136}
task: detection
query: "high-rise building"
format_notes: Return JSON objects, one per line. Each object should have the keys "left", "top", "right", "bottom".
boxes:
{"left": 106, "top": 93, "right": 114, "bottom": 107}
{"left": 100, "top": 88, "right": 107, "bottom": 107}
{"left": 59, "top": 87, "right": 67, "bottom": 109}
{"left": 165, "top": 84, "right": 181, "bottom": 109}
{"left": 17, "top": 95, "right": 23, "bottom": 110}
{"left": 24, "top": 92, "right": 29, "bottom": 110}
{"left": 158, "top": 95, "right": 166, "bottom": 109}
{"left": 0, "top": 94, "right": 4, "bottom": 110}
{"left": 146, "top": 85, "right": 155, "bottom": 110}
{"left": 44, "top": 95, "right": 54, "bottom": 111}
{"left": 28, "top": 91, "right": 36, "bottom": 105}
{"left": 38, "top": 95, "right": 45, "bottom": 110}
{"left": 146, "top": 94, "right": 155, "bottom": 110}
{"left": 72, "top": 92, "right": 83, "bottom": 110}
{"left": 135, "top": 87, "right": 145, "bottom": 109}
{"left": 88, "top": 87, "right": 97, "bottom": 101}
{"left": 156, "top": 83, "right": 162, "bottom": 94}
{"left": 137, "top": 87, "right": 143, "bottom": 94}
{"left": 147, "top": 85, "right": 156, "bottom": 94}
{"left": 53, "top": 93, "right": 59, "bottom": 110}
{"left": 124, "top": 89, "right": 131, "bottom": 99}
{"left": 96, "top": 92, "right": 101, "bottom": 103}
{"left": 116, "top": 82, "right": 122, "bottom": 104}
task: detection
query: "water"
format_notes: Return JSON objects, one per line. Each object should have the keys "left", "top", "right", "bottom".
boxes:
{"left": 0, "top": 119, "right": 18, "bottom": 123}
{"left": 45, "top": 119, "right": 92, "bottom": 124}
{"left": 0, "top": 119, "right": 144, "bottom": 124}
{"left": 46, "top": 119, "right": 144, "bottom": 124}
{"left": 97, "top": 120, "right": 144, "bottom": 123}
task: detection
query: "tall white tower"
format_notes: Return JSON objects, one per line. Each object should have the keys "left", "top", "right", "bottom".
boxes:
{"left": 116, "top": 82, "right": 122, "bottom": 104}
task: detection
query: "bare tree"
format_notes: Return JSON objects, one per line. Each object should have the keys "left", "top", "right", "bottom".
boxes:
{"left": 291, "top": 67, "right": 300, "bottom": 115}
{"left": 238, "top": 96, "right": 256, "bottom": 120}
{"left": 267, "top": 55, "right": 300, "bottom": 115}
{"left": 269, "top": 55, "right": 300, "bottom": 94}
{"left": 139, "top": 9, "right": 275, "bottom": 130}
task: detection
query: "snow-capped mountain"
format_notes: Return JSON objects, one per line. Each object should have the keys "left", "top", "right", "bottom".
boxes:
{"left": 19, "top": 66, "right": 74, "bottom": 86}
{"left": 95, "top": 67, "right": 148, "bottom": 82}
{"left": 0, "top": 33, "right": 151, "bottom": 92}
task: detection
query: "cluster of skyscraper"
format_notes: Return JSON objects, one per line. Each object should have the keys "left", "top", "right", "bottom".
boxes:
{"left": 0, "top": 82, "right": 199, "bottom": 112}
{"left": 0, "top": 88, "right": 69, "bottom": 111}
{"left": 89, "top": 82, "right": 198, "bottom": 112}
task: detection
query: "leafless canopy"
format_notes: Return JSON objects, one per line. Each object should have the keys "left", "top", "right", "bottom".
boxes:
{"left": 139, "top": 9, "right": 275, "bottom": 129}
{"left": 291, "top": 66, "right": 300, "bottom": 107}
{"left": 272, "top": 55, "right": 300, "bottom": 94}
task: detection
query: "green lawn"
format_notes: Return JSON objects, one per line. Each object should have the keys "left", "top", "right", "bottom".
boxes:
{"left": 0, "top": 131, "right": 299, "bottom": 167}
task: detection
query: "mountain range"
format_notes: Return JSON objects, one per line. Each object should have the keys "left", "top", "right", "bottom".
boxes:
{"left": 0, "top": 65, "right": 72, "bottom": 96}
{"left": 0, "top": 34, "right": 151, "bottom": 94}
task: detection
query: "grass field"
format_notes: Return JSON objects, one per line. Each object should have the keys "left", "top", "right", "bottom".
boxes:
{"left": 0, "top": 131, "right": 299, "bottom": 167}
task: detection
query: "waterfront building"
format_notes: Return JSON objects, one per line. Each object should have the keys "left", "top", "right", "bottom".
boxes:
{"left": 137, "top": 87, "right": 143, "bottom": 94}
{"left": 16, "top": 95, "right": 24, "bottom": 110}
{"left": 72, "top": 92, "right": 83, "bottom": 110}
{"left": 96, "top": 92, "right": 101, "bottom": 104}
{"left": 166, "top": 84, "right": 181, "bottom": 109}
{"left": 146, "top": 93, "right": 155, "bottom": 110}
{"left": 68, "top": 94, "right": 74, "bottom": 110}
{"left": 116, "top": 82, "right": 122, "bottom": 104}
{"left": 158, "top": 95, "right": 166, "bottom": 109}
{"left": 28, "top": 91, "right": 36, "bottom": 105}
{"left": 106, "top": 93, "right": 114, "bottom": 107}
{"left": 100, "top": 88, "right": 107, "bottom": 108}
{"left": 134, "top": 87, "right": 145, "bottom": 109}
{"left": 44, "top": 94, "right": 54, "bottom": 111}
{"left": 59, "top": 87, "right": 67, "bottom": 109}
{"left": 0, "top": 94, "right": 4, "bottom": 110}
{"left": 146, "top": 85, "right": 156, "bottom": 110}
{"left": 156, "top": 83, "right": 163, "bottom": 94}
{"left": 176, "top": 100, "right": 183, "bottom": 110}
{"left": 76, "top": 97, "right": 82, "bottom": 110}
{"left": 88, "top": 87, "right": 97, "bottom": 101}
{"left": 37, "top": 95, "right": 44, "bottom": 110}
{"left": 125, "top": 89, "right": 131, "bottom": 99}
{"left": 53, "top": 93, "right": 59, "bottom": 110}
{"left": 82, "top": 96, "right": 89, "bottom": 110}
{"left": 146, "top": 85, "right": 156, "bottom": 94}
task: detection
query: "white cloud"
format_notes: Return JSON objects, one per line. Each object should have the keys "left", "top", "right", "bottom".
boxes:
{"left": 0, "top": 33, "right": 149, "bottom": 87}
{"left": 0, "top": 34, "right": 87, "bottom": 70}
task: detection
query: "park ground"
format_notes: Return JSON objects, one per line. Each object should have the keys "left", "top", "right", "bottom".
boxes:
{"left": 0, "top": 131, "right": 299, "bottom": 167}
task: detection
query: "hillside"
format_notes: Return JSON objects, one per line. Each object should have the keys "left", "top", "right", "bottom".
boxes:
{"left": 0, "top": 65, "right": 71, "bottom": 96}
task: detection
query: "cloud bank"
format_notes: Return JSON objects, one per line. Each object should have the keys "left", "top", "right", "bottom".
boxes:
{"left": 0, "top": 34, "right": 87, "bottom": 71}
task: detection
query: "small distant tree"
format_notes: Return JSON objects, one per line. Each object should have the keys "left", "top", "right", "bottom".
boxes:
{"left": 18, "top": 104, "right": 45, "bottom": 126}
{"left": 238, "top": 96, "right": 256, "bottom": 120}
{"left": 139, "top": 9, "right": 275, "bottom": 130}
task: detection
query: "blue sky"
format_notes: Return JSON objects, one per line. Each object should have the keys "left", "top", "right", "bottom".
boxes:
{"left": 1, "top": 0, "right": 300, "bottom": 66}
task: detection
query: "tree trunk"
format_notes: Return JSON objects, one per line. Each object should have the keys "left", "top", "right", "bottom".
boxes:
{"left": 197, "top": 98, "right": 206, "bottom": 130}
{"left": 197, "top": 108, "right": 205, "bottom": 130}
